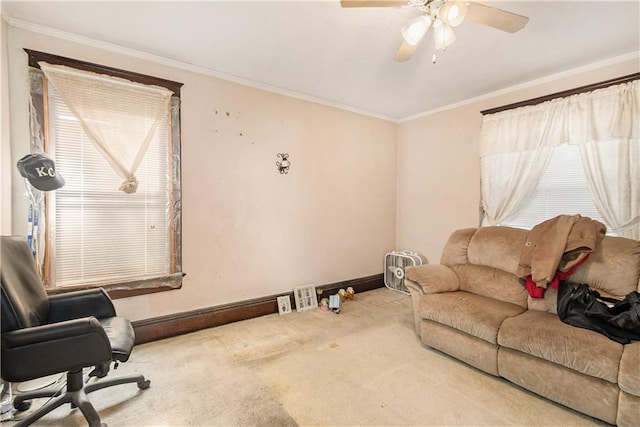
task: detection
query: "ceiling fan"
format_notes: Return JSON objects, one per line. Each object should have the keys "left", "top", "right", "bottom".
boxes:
{"left": 340, "top": 0, "right": 529, "bottom": 63}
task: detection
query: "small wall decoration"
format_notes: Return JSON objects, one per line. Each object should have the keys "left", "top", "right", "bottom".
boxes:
{"left": 276, "top": 153, "right": 290, "bottom": 174}
{"left": 277, "top": 295, "right": 292, "bottom": 315}
{"left": 293, "top": 284, "right": 318, "bottom": 312}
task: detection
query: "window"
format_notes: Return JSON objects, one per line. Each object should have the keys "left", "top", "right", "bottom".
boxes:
{"left": 499, "top": 143, "right": 611, "bottom": 233}
{"left": 480, "top": 76, "right": 639, "bottom": 239}
{"left": 26, "top": 50, "right": 183, "bottom": 292}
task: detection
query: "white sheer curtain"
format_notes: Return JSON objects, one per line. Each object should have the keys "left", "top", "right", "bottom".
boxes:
{"left": 573, "top": 81, "right": 639, "bottom": 239}
{"left": 39, "top": 62, "right": 173, "bottom": 193}
{"left": 579, "top": 139, "right": 639, "bottom": 238}
{"left": 481, "top": 79, "right": 639, "bottom": 239}
{"left": 480, "top": 99, "right": 567, "bottom": 225}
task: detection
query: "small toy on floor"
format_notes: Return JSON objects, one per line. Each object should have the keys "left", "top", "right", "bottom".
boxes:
{"left": 319, "top": 298, "right": 329, "bottom": 311}
{"left": 329, "top": 294, "right": 342, "bottom": 314}
{"left": 346, "top": 287, "right": 355, "bottom": 300}
{"left": 338, "top": 288, "right": 347, "bottom": 301}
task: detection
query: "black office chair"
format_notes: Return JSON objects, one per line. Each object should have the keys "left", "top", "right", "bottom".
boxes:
{"left": 1, "top": 235, "right": 150, "bottom": 426}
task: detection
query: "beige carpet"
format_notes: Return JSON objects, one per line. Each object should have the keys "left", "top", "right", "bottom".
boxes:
{"left": 6, "top": 288, "right": 604, "bottom": 426}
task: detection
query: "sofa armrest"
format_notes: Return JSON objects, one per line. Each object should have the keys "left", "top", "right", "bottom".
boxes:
{"left": 404, "top": 264, "right": 460, "bottom": 334}
{"left": 405, "top": 264, "right": 460, "bottom": 296}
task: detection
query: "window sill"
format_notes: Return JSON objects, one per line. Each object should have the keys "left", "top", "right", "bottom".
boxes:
{"left": 45, "top": 273, "right": 184, "bottom": 300}
{"left": 47, "top": 284, "right": 180, "bottom": 300}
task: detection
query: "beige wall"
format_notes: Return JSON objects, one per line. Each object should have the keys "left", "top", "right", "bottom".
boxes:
{"left": 396, "top": 58, "right": 640, "bottom": 265}
{"left": 4, "top": 26, "right": 397, "bottom": 321}
{"left": 396, "top": 104, "right": 481, "bottom": 265}
{"left": 3, "top": 22, "right": 637, "bottom": 322}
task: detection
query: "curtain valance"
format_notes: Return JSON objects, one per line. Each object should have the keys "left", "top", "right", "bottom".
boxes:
{"left": 481, "top": 80, "right": 639, "bottom": 157}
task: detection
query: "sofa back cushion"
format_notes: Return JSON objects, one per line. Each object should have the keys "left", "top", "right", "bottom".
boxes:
{"left": 466, "top": 226, "right": 527, "bottom": 275}
{"left": 441, "top": 226, "right": 640, "bottom": 299}
{"left": 569, "top": 235, "right": 640, "bottom": 297}
{"left": 442, "top": 226, "right": 526, "bottom": 275}
{"left": 440, "top": 228, "right": 476, "bottom": 265}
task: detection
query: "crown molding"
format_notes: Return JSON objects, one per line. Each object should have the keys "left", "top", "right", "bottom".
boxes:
{"left": 398, "top": 51, "right": 640, "bottom": 123}
{"left": 8, "top": 15, "right": 638, "bottom": 126}
{"left": 7, "top": 16, "right": 397, "bottom": 123}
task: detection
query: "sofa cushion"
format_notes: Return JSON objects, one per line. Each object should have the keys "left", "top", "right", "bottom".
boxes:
{"left": 526, "top": 288, "right": 558, "bottom": 313}
{"left": 498, "top": 310, "right": 623, "bottom": 384}
{"left": 619, "top": 341, "right": 640, "bottom": 397}
{"left": 450, "top": 264, "right": 528, "bottom": 308}
{"left": 440, "top": 228, "right": 476, "bottom": 266}
{"left": 617, "top": 390, "right": 640, "bottom": 427}
{"left": 466, "top": 226, "right": 528, "bottom": 275}
{"left": 498, "top": 347, "right": 620, "bottom": 425}
{"left": 418, "top": 291, "right": 525, "bottom": 344}
{"left": 420, "top": 320, "right": 501, "bottom": 376}
{"left": 570, "top": 235, "right": 640, "bottom": 298}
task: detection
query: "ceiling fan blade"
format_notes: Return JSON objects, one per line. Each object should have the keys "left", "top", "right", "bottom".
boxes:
{"left": 465, "top": 2, "right": 529, "bottom": 33}
{"left": 340, "top": 0, "right": 408, "bottom": 7}
{"left": 394, "top": 41, "right": 417, "bottom": 62}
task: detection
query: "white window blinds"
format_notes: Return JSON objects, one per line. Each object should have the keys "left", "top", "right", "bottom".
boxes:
{"left": 48, "top": 81, "right": 172, "bottom": 287}
{"left": 500, "top": 143, "right": 610, "bottom": 233}
{"left": 39, "top": 62, "right": 172, "bottom": 194}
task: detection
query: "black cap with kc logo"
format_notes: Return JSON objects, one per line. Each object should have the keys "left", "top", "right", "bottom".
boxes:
{"left": 17, "top": 153, "right": 65, "bottom": 191}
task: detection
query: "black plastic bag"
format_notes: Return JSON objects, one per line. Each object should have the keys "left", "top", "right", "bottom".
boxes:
{"left": 557, "top": 282, "right": 640, "bottom": 344}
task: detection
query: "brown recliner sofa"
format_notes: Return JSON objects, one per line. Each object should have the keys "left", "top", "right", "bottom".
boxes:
{"left": 405, "top": 226, "right": 640, "bottom": 426}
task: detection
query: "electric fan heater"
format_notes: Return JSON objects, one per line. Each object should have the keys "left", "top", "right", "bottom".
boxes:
{"left": 384, "top": 251, "right": 426, "bottom": 294}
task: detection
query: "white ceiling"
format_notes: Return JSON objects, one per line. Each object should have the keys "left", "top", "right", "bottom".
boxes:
{"left": 3, "top": 1, "right": 639, "bottom": 121}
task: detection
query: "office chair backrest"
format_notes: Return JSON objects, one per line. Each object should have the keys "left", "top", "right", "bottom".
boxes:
{"left": 1, "top": 236, "right": 50, "bottom": 331}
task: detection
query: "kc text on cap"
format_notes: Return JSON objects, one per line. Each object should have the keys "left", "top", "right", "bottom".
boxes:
{"left": 17, "top": 153, "right": 65, "bottom": 191}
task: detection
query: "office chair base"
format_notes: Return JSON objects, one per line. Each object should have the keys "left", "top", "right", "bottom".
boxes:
{"left": 12, "top": 369, "right": 150, "bottom": 427}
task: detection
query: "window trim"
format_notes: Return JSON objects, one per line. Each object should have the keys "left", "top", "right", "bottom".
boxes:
{"left": 26, "top": 49, "right": 184, "bottom": 299}
{"left": 25, "top": 49, "right": 182, "bottom": 96}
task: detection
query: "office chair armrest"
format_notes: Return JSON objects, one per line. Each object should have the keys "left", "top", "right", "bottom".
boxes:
{"left": 1, "top": 317, "right": 113, "bottom": 383}
{"left": 48, "top": 288, "right": 116, "bottom": 322}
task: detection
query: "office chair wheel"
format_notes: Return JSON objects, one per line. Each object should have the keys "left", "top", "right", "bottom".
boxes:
{"left": 14, "top": 401, "right": 32, "bottom": 412}
{"left": 138, "top": 379, "right": 151, "bottom": 390}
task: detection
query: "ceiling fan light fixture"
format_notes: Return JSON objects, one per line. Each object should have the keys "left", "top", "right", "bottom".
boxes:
{"left": 438, "top": 1, "right": 467, "bottom": 27}
{"left": 401, "top": 14, "right": 432, "bottom": 46}
{"left": 433, "top": 18, "right": 456, "bottom": 50}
